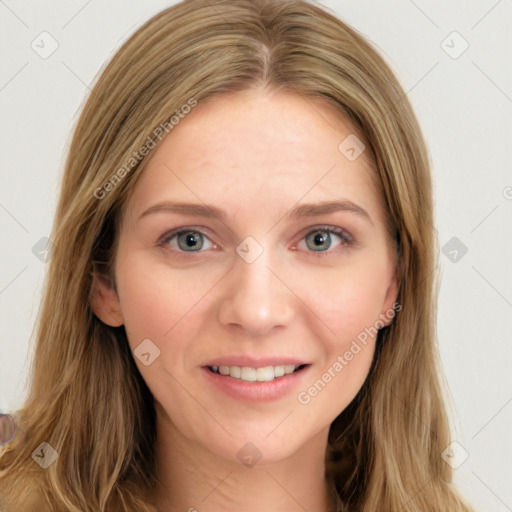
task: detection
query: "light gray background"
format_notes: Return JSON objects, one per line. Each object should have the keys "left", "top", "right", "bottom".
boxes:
{"left": 1, "top": 1, "right": 511, "bottom": 510}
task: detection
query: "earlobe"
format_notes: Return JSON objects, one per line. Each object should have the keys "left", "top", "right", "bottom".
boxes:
{"left": 90, "top": 271, "right": 124, "bottom": 327}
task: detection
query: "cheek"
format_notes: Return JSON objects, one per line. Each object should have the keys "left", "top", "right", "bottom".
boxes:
{"left": 114, "top": 257, "right": 213, "bottom": 410}
{"left": 294, "top": 263, "right": 383, "bottom": 415}
{"left": 115, "top": 256, "right": 216, "bottom": 345}
{"left": 293, "top": 255, "right": 390, "bottom": 344}
{"left": 290, "top": 255, "right": 388, "bottom": 408}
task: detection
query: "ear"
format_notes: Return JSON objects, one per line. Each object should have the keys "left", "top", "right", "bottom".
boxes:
{"left": 379, "top": 260, "right": 402, "bottom": 327}
{"left": 90, "top": 270, "right": 124, "bottom": 327}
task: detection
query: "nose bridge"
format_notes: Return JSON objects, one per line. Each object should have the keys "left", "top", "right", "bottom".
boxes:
{"left": 236, "top": 244, "right": 275, "bottom": 298}
{"left": 217, "top": 236, "right": 295, "bottom": 335}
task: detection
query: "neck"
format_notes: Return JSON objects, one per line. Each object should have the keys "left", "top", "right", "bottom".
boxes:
{"left": 151, "top": 406, "right": 335, "bottom": 512}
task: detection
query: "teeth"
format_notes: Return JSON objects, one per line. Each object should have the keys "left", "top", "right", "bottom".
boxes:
{"left": 274, "top": 365, "right": 285, "bottom": 377}
{"left": 256, "top": 366, "right": 273, "bottom": 381}
{"left": 209, "top": 364, "right": 303, "bottom": 382}
{"left": 241, "top": 367, "right": 257, "bottom": 381}
{"left": 230, "top": 366, "right": 241, "bottom": 378}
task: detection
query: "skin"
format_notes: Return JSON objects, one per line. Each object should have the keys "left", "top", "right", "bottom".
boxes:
{"left": 92, "top": 88, "right": 399, "bottom": 512}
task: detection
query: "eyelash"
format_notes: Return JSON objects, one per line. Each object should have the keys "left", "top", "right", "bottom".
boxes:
{"left": 157, "top": 225, "right": 355, "bottom": 259}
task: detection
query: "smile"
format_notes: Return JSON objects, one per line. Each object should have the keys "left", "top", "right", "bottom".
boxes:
{"left": 207, "top": 364, "right": 308, "bottom": 382}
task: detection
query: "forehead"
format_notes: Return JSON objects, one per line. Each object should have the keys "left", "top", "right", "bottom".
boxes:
{"left": 124, "top": 89, "right": 383, "bottom": 229}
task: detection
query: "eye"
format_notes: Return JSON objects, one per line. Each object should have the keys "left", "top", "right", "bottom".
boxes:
{"left": 157, "top": 225, "right": 354, "bottom": 258}
{"left": 159, "top": 228, "right": 216, "bottom": 253}
{"left": 297, "top": 226, "right": 354, "bottom": 255}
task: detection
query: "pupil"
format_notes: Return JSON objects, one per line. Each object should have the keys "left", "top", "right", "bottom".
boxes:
{"left": 315, "top": 233, "right": 325, "bottom": 245}
{"left": 179, "top": 231, "right": 202, "bottom": 250}
{"left": 310, "top": 231, "right": 330, "bottom": 251}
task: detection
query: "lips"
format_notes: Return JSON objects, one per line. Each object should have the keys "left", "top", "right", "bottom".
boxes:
{"left": 202, "top": 359, "right": 311, "bottom": 402}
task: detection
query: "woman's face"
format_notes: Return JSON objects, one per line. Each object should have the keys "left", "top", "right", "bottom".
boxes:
{"left": 94, "top": 89, "right": 399, "bottom": 465}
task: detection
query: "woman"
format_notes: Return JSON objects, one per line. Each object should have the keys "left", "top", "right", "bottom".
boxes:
{"left": 0, "top": 0, "right": 477, "bottom": 510}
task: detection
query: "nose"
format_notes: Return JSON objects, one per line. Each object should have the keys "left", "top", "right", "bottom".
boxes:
{"left": 217, "top": 245, "right": 296, "bottom": 337}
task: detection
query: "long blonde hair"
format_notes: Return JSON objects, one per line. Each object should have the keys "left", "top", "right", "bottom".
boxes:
{"left": 0, "top": 1, "right": 476, "bottom": 510}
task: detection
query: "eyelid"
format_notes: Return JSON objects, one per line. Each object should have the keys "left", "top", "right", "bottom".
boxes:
{"left": 295, "top": 224, "right": 353, "bottom": 243}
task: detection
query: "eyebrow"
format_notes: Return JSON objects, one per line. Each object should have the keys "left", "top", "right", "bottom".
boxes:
{"left": 138, "top": 199, "right": 373, "bottom": 225}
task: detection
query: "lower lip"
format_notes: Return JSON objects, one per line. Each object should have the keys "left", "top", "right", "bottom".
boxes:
{"left": 201, "top": 366, "right": 311, "bottom": 402}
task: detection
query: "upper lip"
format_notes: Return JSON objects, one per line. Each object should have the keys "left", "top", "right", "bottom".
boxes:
{"left": 204, "top": 356, "right": 310, "bottom": 368}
